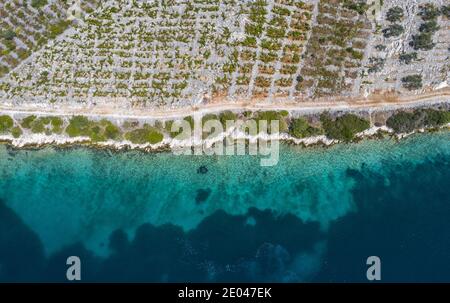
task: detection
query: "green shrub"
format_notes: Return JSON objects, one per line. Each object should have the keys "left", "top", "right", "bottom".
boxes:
{"left": 254, "top": 111, "right": 288, "bottom": 133}
{"left": 22, "top": 116, "right": 64, "bottom": 135}
{"left": 442, "top": 5, "right": 450, "bottom": 18}
{"left": 419, "top": 20, "right": 439, "bottom": 33}
{"left": 219, "top": 111, "right": 237, "bottom": 128}
{"left": 50, "top": 117, "right": 63, "bottom": 134}
{"left": 341, "top": 0, "right": 368, "bottom": 15}
{"left": 410, "top": 33, "right": 435, "bottom": 50}
{"left": 386, "top": 109, "right": 450, "bottom": 133}
{"left": 201, "top": 114, "right": 218, "bottom": 127}
{"left": 418, "top": 4, "right": 440, "bottom": 21}
{"left": 66, "top": 116, "right": 92, "bottom": 137}
{"left": 66, "top": 116, "right": 122, "bottom": 142}
{"left": 48, "top": 20, "right": 71, "bottom": 39}
{"left": 125, "top": 126, "right": 163, "bottom": 144}
{"left": 21, "top": 115, "right": 37, "bottom": 128}
{"left": 375, "top": 44, "right": 386, "bottom": 51}
{"left": 401, "top": 75, "right": 422, "bottom": 90}
{"left": 11, "top": 127, "right": 22, "bottom": 138}
{"left": 31, "top": 0, "right": 48, "bottom": 8}
{"left": 320, "top": 113, "right": 370, "bottom": 141}
{"left": 0, "top": 115, "right": 14, "bottom": 133}
{"left": 399, "top": 52, "right": 418, "bottom": 64}
{"left": 386, "top": 6, "right": 404, "bottom": 23}
{"left": 166, "top": 116, "right": 195, "bottom": 138}
{"left": 103, "top": 121, "right": 121, "bottom": 140}
{"left": 382, "top": 24, "right": 404, "bottom": 38}
{"left": 289, "top": 118, "right": 323, "bottom": 138}
{"left": 31, "top": 119, "right": 46, "bottom": 134}
{"left": 1, "top": 29, "right": 16, "bottom": 40}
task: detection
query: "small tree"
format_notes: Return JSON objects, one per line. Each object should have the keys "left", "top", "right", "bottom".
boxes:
{"left": 418, "top": 3, "right": 440, "bottom": 21}
{"left": 342, "top": 0, "right": 368, "bottom": 15}
{"left": 31, "top": 0, "right": 48, "bottom": 9}
{"left": 401, "top": 75, "right": 422, "bottom": 90}
{"left": 1, "top": 29, "right": 16, "bottom": 40}
{"left": 419, "top": 20, "right": 439, "bottom": 33}
{"left": 386, "top": 6, "right": 404, "bottom": 23}
{"left": 442, "top": 5, "right": 450, "bottom": 18}
{"left": 382, "top": 24, "right": 404, "bottom": 38}
{"left": 399, "top": 52, "right": 418, "bottom": 64}
{"left": 410, "top": 33, "right": 435, "bottom": 50}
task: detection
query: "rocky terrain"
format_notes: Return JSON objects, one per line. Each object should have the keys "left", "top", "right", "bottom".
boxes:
{"left": 0, "top": 0, "right": 448, "bottom": 110}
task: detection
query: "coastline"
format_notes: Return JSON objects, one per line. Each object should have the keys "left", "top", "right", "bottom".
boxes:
{"left": 0, "top": 90, "right": 449, "bottom": 152}
{"left": 0, "top": 123, "right": 448, "bottom": 153}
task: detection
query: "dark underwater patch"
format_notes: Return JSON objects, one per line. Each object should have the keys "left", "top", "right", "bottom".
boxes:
{"left": 197, "top": 165, "right": 208, "bottom": 174}
{"left": 195, "top": 188, "right": 211, "bottom": 204}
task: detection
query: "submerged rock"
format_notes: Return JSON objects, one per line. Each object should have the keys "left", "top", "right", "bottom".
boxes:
{"left": 195, "top": 188, "right": 211, "bottom": 204}
{"left": 197, "top": 165, "right": 208, "bottom": 174}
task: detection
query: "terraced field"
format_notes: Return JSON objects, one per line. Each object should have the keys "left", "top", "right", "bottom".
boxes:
{"left": 0, "top": 0, "right": 448, "bottom": 110}
{"left": 0, "top": 0, "right": 101, "bottom": 77}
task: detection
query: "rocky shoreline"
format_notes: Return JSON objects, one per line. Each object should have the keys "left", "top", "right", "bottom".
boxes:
{"left": 1, "top": 123, "right": 449, "bottom": 154}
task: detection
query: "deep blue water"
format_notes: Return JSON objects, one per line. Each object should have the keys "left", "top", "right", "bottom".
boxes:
{"left": 0, "top": 131, "right": 449, "bottom": 282}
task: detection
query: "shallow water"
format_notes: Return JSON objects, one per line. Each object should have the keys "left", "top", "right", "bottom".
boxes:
{"left": 0, "top": 131, "right": 449, "bottom": 282}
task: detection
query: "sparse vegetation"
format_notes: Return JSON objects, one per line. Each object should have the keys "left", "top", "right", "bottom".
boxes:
{"left": 386, "top": 6, "right": 404, "bottom": 23}
{"left": 382, "top": 24, "right": 404, "bottom": 38}
{"left": 0, "top": 115, "right": 14, "bottom": 133}
{"left": 401, "top": 75, "right": 423, "bottom": 90}
{"left": 31, "top": 0, "right": 48, "bottom": 9}
{"left": 418, "top": 3, "right": 441, "bottom": 21}
{"left": 399, "top": 52, "right": 418, "bottom": 64}
{"left": 341, "top": 0, "right": 368, "bottom": 15}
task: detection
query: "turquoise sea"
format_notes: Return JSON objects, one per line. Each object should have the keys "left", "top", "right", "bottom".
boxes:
{"left": 0, "top": 131, "right": 449, "bottom": 282}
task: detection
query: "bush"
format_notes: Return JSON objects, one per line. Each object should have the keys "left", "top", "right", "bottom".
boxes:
{"left": 387, "top": 109, "right": 450, "bottom": 133}
{"left": 66, "top": 116, "right": 93, "bottom": 137}
{"left": 21, "top": 115, "right": 37, "bottom": 128}
{"left": 375, "top": 44, "right": 386, "bottom": 51}
{"left": 50, "top": 117, "right": 63, "bottom": 134}
{"left": 0, "top": 115, "right": 14, "bottom": 133}
{"left": 11, "top": 127, "right": 22, "bottom": 138}
{"left": 382, "top": 24, "right": 404, "bottom": 38}
{"left": 289, "top": 118, "right": 323, "bottom": 138}
{"left": 401, "top": 75, "right": 422, "bottom": 90}
{"left": 254, "top": 111, "right": 288, "bottom": 133}
{"left": 410, "top": 33, "right": 435, "bottom": 50}
{"left": 31, "top": 119, "right": 46, "bottom": 134}
{"left": 31, "top": 0, "right": 48, "bottom": 8}
{"left": 342, "top": 0, "right": 368, "bottom": 15}
{"left": 125, "top": 126, "right": 163, "bottom": 144}
{"left": 419, "top": 20, "right": 439, "bottom": 33}
{"left": 386, "top": 6, "right": 404, "bottom": 23}
{"left": 219, "top": 111, "right": 237, "bottom": 128}
{"left": 66, "top": 116, "right": 123, "bottom": 142}
{"left": 48, "top": 20, "right": 71, "bottom": 39}
{"left": 442, "top": 5, "right": 450, "bottom": 18}
{"left": 166, "top": 116, "right": 195, "bottom": 138}
{"left": 1, "top": 29, "right": 16, "bottom": 41}
{"left": 320, "top": 113, "right": 370, "bottom": 141}
{"left": 368, "top": 57, "right": 385, "bottom": 73}
{"left": 22, "top": 116, "right": 63, "bottom": 135}
{"left": 399, "top": 52, "right": 418, "bottom": 64}
{"left": 103, "top": 121, "right": 121, "bottom": 140}
{"left": 418, "top": 4, "right": 440, "bottom": 21}
{"left": 201, "top": 114, "right": 218, "bottom": 127}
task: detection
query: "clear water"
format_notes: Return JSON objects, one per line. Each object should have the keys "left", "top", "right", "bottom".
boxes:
{"left": 0, "top": 131, "right": 449, "bottom": 282}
